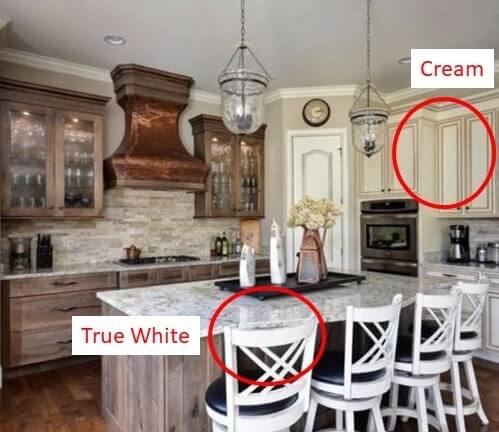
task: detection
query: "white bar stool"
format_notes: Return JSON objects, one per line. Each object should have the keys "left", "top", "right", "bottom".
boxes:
{"left": 440, "top": 281, "right": 489, "bottom": 432}
{"left": 205, "top": 317, "right": 317, "bottom": 432}
{"left": 381, "top": 289, "right": 461, "bottom": 432}
{"left": 304, "top": 294, "right": 403, "bottom": 432}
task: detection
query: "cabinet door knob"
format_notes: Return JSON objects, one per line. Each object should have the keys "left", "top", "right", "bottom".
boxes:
{"left": 465, "top": 206, "right": 470, "bottom": 210}
{"left": 387, "top": 188, "right": 391, "bottom": 192}
{"left": 49, "top": 206, "right": 54, "bottom": 210}
{"left": 59, "top": 206, "right": 64, "bottom": 210}
{"left": 381, "top": 188, "right": 385, "bottom": 192}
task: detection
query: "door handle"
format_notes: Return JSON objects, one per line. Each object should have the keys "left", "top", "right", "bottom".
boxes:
{"left": 57, "top": 339, "right": 72, "bottom": 345}
{"left": 51, "top": 281, "right": 78, "bottom": 287}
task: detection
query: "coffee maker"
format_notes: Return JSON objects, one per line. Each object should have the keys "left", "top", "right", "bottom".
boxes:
{"left": 448, "top": 225, "right": 470, "bottom": 263}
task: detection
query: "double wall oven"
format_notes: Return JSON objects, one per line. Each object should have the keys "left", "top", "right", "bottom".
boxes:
{"left": 360, "top": 199, "right": 419, "bottom": 276}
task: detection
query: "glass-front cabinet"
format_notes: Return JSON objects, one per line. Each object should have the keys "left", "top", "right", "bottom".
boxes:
{"left": 0, "top": 78, "right": 108, "bottom": 219}
{"left": 56, "top": 112, "right": 103, "bottom": 217}
{"left": 190, "top": 114, "right": 265, "bottom": 218}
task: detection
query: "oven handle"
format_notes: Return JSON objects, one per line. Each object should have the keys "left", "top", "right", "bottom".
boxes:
{"left": 362, "top": 258, "right": 418, "bottom": 267}
{"left": 361, "top": 214, "right": 417, "bottom": 219}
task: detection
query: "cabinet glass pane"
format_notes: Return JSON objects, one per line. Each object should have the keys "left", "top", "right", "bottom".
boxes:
{"left": 62, "top": 116, "right": 95, "bottom": 209}
{"left": 240, "top": 139, "right": 260, "bottom": 213}
{"left": 210, "top": 135, "right": 233, "bottom": 212}
{"left": 8, "top": 109, "right": 48, "bottom": 209}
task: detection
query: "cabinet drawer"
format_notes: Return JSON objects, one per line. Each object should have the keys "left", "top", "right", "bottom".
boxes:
{"left": 190, "top": 265, "right": 218, "bottom": 281}
{"left": 7, "top": 326, "right": 73, "bottom": 367}
{"left": 9, "top": 272, "right": 117, "bottom": 297}
{"left": 119, "top": 270, "right": 158, "bottom": 288}
{"left": 9, "top": 289, "right": 102, "bottom": 332}
{"left": 219, "top": 262, "right": 240, "bottom": 277}
{"left": 256, "top": 259, "right": 270, "bottom": 274}
{"left": 157, "top": 267, "right": 188, "bottom": 284}
{"left": 423, "top": 267, "right": 480, "bottom": 282}
{"left": 483, "top": 273, "right": 499, "bottom": 292}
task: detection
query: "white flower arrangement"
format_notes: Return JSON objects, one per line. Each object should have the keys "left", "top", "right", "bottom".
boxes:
{"left": 287, "top": 195, "right": 343, "bottom": 230}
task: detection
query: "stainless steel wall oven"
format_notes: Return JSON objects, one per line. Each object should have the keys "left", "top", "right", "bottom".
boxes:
{"left": 360, "top": 199, "right": 418, "bottom": 276}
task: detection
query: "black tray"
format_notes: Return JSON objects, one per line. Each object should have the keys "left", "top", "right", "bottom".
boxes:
{"left": 216, "top": 271, "right": 366, "bottom": 300}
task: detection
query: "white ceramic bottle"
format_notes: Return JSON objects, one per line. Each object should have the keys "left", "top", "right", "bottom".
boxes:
{"left": 270, "top": 219, "right": 287, "bottom": 284}
{"left": 239, "top": 242, "right": 256, "bottom": 288}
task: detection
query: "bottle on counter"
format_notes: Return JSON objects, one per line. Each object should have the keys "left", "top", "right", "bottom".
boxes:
{"left": 215, "top": 234, "right": 223, "bottom": 256}
{"left": 209, "top": 236, "right": 217, "bottom": 257}
{"left": 235, "top": 236, "right": 242, "bottom": 255}
{"left": 222, "top": 232, "right": 229, "bottom": 257}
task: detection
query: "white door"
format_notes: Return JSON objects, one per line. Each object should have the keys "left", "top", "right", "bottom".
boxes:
{"left": 289, "top": 133, "right": 344, "bottom": 271}
{"left": 464, "top": 111, "right": 495, "bottom": 215}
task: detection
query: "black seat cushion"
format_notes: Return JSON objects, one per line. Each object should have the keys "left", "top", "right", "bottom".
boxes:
{"left": 312, "top": 350, "right": 386, "bottom": 385}
{"left": 205, "top": 369, "right": 298, "bottom": 416}
{"left": 396, "top": 335, "right": 446, "bottom": 363}
{"left": 411, "top": 321, "right": 478, "bottom": 340}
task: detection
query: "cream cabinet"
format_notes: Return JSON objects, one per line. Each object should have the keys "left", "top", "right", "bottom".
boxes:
{"left": 436, "top": 110, "right": 496, "bottom": 217}
{"left": 358, "top": 120, "right": 419, "bottom": 198}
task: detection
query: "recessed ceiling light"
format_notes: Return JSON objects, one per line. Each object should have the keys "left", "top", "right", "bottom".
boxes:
{"left": 104, "top": 34, "right": 126, "bottom": 46}
{"left": 398, "top": 56, "right": 411, "bottom": 65}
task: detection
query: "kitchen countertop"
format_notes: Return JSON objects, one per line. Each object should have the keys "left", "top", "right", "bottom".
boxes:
{"left": 97, "top": 270, "right": 449, "bottom": 337}
{"left": 0, "top": 255, "right": 269, "bottom": 281}
{"left": 424, "top": 258, "right": 499, "bottom": 274}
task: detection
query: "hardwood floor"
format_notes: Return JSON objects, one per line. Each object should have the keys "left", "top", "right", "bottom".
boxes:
{"left": 0, "top": 360, "right": 497, "bottom": 431}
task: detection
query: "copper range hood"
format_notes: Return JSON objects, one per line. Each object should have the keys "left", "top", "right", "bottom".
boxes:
{"left": 104, "top": 64, "right": 208, "bottom": 191}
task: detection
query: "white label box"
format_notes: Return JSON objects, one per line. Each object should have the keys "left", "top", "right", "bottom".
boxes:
{"left": 411, "top": 49, "right": 495, "bottom": 88}
{"left": 72, "top": 316, "right": 200, "bottom": 355}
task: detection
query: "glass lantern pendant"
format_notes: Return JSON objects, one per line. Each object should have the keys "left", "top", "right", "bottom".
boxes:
{"left": 349, "top": 0, "right": 390, "bottom": 158}
{"left": 218, "top": 0, "right": 271, "bottom": 135}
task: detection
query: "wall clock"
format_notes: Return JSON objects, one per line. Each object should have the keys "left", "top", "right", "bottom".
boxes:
{"left": 302, "top": 99, "right": 331, "bottom": 127}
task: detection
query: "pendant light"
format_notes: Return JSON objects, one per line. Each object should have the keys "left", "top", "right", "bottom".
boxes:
{"left": 218, "top": 0, "right": 271, "bottom": 135}
{"left": 349, "top": 0, "right": 390, "bottom": 158}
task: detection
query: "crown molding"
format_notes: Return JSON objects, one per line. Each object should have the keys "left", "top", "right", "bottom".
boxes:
{"left": 265, "top": 85, "right": 359, "bottom": 104}
{"left": 190, "top": 89, "right": 220, "bottom": 105}
{"left": 0, "top": 48, "right": 111, "bottom": 82}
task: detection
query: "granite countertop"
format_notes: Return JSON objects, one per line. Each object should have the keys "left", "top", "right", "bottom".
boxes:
{"left": 0, "top": 255, "right": 269, "bottom": 281}
{"left": 424, "top": 258, "right": 499, "bottom": 274}
{"left": 97, "top": 271, "right": 450, "bottom": 337}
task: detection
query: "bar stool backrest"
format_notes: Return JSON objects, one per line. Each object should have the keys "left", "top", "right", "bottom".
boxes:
{"left": 343, "top": 294, "right": 403, "bottom": 399}
{"left": 223, "top": 317, "right": 318, "bottom": 431}
{"left": 411, "top": 288, "right": 461, "bottom": 375}
{"left": 453, "top": 281, "right": 488, "bottom": 352}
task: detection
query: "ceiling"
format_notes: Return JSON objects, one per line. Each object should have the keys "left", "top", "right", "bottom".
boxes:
{"left": 1, "top": 0, "right": 499, "bottom": 93}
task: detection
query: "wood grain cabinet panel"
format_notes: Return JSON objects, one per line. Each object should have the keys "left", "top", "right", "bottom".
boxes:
{"left": 157, "top": 266, "right": 189, "bottom": 284}
{"left": 119, "top": 270, "right": 158, "bottom": 288}
{"left": 189, "top": 264, "right": 218, "bottom": 281}
{"left": 9, "top": 272, "right": 117, "bottom": 297}
{"left": 219, "top": 261, "right": 240, "bottom": 277}
{"left": 9, "top": 289, "right": 102, "bottom": 332}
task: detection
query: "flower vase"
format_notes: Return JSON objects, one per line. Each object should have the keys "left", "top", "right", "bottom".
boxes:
{"left": 296, "top": 228, "right": 328, "bottom": 284}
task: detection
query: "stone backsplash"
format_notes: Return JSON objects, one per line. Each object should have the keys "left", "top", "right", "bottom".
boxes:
{"left": 1, "top": 189, "right": 239, "bottom": 267}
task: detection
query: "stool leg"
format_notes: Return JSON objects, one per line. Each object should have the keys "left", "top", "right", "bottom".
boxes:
{"left": 304, "top": 397, "right": 318, "bottom": 432}
{"left": 415, "top": 386, "right": 429, "bottom": 432}
{"left": 387, "top": 383, "right": 399, "bottom": 431}
{"left": 431, "top": 383, "right": 449, "bottom": 432}
{"left": 464, "top": 358, "right": 489, "bottom": 425}
{"left": 372, "top": 399, "right": 386, "bottom": 432}
{"left": 402, "top": 387, "right": 415, "bottom": 423}
{"left": 345, "top": 410, "right": 355, "bottom": 432}
{"left": 336, "top": 410, "right": 343, "bottom": 430}
{"left": 451, "top": 360, "right": 466, "bottom": 432}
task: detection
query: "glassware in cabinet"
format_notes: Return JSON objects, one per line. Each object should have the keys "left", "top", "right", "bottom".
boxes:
{"left": 1, "top": 102, "right": 55, "bottom": 217}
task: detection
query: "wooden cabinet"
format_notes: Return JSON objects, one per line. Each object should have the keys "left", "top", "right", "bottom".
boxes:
{"left": 1, "top": 272, "right": 118, "bottom": 367}
{"left": 436, "top": 111, "right": 496, "bottom": 217}
{"left": 190, "top": 114, "right": 266, "bottom": 218}
{"left": 0, "top": 78, "right": 109, "bottom": 219}
{"left": 358, "top": 120, "right": 419, "bottom": 198}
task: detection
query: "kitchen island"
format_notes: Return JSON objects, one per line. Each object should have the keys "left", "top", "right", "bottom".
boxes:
{"left": 97, "top": 271, "right": 447, "bottom": 432}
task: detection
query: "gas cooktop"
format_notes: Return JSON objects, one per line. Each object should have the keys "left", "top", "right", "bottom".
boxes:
{"left": 117, "top": 255, "right": 200, "bottom": 266}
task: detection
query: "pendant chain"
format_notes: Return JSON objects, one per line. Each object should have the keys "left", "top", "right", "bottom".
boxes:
{"left": 240, "top": 0, "right": 246, "bottom": 45}
{"left": 366, "top": 0, "right": 372, "bottom": 85}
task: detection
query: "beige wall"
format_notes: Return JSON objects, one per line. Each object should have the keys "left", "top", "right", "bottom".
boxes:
{"left": 262, "top": 94, "right": 359, "bottom": 268}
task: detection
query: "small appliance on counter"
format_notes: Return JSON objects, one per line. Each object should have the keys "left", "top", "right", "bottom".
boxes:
{"left": 9, "top": 236, "right": 32, "bottom": 271}
{"left": 36, "top": 234, "right": 53, "bottom": 269}
{"left": 476, "top": 245, "right": 488, "bottom": 264}
{"left": 447, "top": 225, "right": 470, "bottom": 263}
{"left": 487, "top": 242, "right": 499, "bottom": 265}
